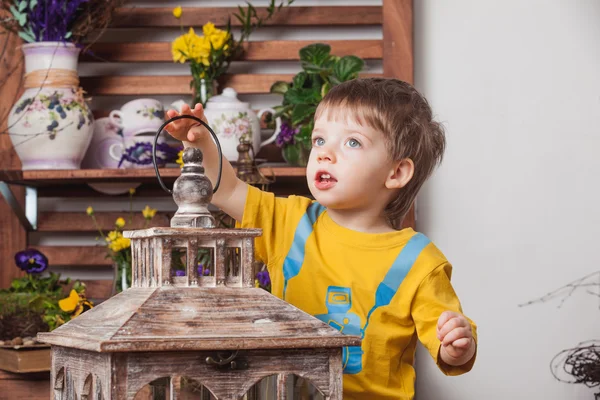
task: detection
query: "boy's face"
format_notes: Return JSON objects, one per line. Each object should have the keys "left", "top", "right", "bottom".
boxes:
{"left": 306, "top": 111, "right": 398, "bottom": 212}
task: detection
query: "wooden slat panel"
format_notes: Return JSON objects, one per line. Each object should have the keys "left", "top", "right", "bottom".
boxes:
{"left": 383, "top": 0, "right": 413, "bottom": 83}
{"left": 33, "top": 246, "right": 112, "bottom": 267}
{"left": 80, "top": 73, "right": 382, "bottom": 96}
{"left": 0, "top": 27, "right": 26, "bottom": 290}
{"left": 83, "top": 40, "right": 383, "bottom": 63}
{"left": 111, "top": 6, "right": 382, "bottom": 28}
{"left": 37, "top": 212, "right": 170, "bottom": 232}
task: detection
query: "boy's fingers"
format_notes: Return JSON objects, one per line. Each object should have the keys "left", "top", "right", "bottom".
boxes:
{"left": 450, "top": 337, "right": 472, "bottom": 349}
{"left": 438, "top": 316, "right": 469, "bottom": 340}
{"left": 441, "top": 327, "right": 470, "bottom": 346}
{"left": 437, "top": 311, "right": 459, "bottom": 331}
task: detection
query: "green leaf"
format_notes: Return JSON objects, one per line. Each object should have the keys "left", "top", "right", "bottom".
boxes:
{"left": 284, "top": 87, "right": 321, "bottom": 105}
{"left": 270, "top": 81, "right": 289, "bottom": 95}
{"left": 291, "top": 104, "right": 317, "bottom": 126}
{"left": 300, "top": 61, "right": 327, "bottom": 74}
{"left": 30, "top": 0, "right": 37, "bottom": 8}
{"left": 237, "top": 5, "right": 246, "bottom": 17}
{"left": 18, "top": 30, "right": 35, "bottom": 43}
{"left": 16, "top": 12, "right": 27, "bottom": 27}
{"left": 9, "top": 5, "right": 20, "bottom": 17}
{"left": 234, "top": 13, "right": 246, "bottom": 27}
{"left": 292, "top": 72, "right": 307, "bottom": 88}
{"left": 65, "top": 31, "right": 72, "bottom": 39}
{"left": 296, "top": 123, "right": 313, "bottom": 145}
{"left": 333, "top": 55, "right": 364, "bottom": 82}
{"left": 18, "top": 0, "right": 27, "bottom": 12}
{"left": 321, "top": 82, "right": 331, "bottom": 98}
{"left": 299, "top": 43, "right": 331, "bottom": 67}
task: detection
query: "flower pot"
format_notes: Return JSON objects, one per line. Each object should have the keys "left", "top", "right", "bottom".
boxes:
{"left": 7, "top": 42, "right": 94, "bottom": 170}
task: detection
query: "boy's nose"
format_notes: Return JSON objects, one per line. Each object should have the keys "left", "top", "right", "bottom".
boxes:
{"left": 317, "top": 150, "right": 335, "bottom": 163}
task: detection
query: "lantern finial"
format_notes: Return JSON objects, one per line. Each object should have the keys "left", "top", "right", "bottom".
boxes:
{"left": 170, "top": 147, "right": 216, "bottom": 228}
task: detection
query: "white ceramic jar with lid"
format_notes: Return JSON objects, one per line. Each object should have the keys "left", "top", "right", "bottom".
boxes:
{"left": 173, "top": 88, "right": 281, "bottom": 162}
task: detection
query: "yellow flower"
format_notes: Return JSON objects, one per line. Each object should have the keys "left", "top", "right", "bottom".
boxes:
{"left": 58, "top": 289, "right": 93, "bottom": 316}
{"left": 115, "top": 217, "right": 125, "bottom": 228}
{"left": 142, "top": 205, "right": 157, "bottom": 220}
{"left": 172, "top": 28, "right": 208, "bottom": 64}
{"left": 209, "top": 29, "right": 230, "bottom": 51}
{"left": 129, "top": 188, "right": 136, "bottom": 195}
{"left": 173, "top": 6, "right": 182, "bottom": 19}
{"left": 202, "top": 22, "right": 217, "bottom": 37}
{"left": 254, "top": 279, "right": 260, "bottom": 288}
{"left": 176, "top": 150, "right": 184, "bottom": 168}
{"left": 106, "top": 230, "right": 119, "bottom": 242}
{"left": 86, "top": 206, "right": 94, "bottom": 216}
{"left": 59, "top": 290, "right": 79, "bottom": 312}
{"left": 109, "top": 236, "right": 131, "bottom": 253}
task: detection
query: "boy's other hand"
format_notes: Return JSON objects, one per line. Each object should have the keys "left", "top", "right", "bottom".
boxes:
{"left": 437, "top": 311, "right": 476, "bottom": 366}
{"left": 164, "top": 103, "right": 210, "bottom": 144}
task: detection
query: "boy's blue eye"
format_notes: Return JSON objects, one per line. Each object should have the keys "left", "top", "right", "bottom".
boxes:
{"left": 346, "top": 138, "right": 361, "bottom": 148}
{"left": 313, "top": 137, "right": 325, "bottom": 146}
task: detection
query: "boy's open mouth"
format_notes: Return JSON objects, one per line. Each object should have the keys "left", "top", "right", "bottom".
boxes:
{"left": 314, "top": 170, "right": 337, "bottom": 190}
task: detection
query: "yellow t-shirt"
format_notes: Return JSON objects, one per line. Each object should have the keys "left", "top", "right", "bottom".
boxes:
{"left": 238, "top": 185, "right": 477, "bottom": 399}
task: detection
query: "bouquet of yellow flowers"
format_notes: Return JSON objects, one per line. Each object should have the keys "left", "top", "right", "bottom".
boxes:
{"left": 171, "top": 0, "right": 294, "bottom": 106}
{"left": 86, "top": 189, "right": 158, "bottom": 293}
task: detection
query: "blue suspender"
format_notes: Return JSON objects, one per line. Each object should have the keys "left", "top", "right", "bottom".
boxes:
{"left": 360, "top": 233, "right": 431, "bottom": 334}
{"left": 282, "top": 206, "right": 431, "bottom": 375}
{"left": 282, "top": 201, "right": 326, "bottom": 299}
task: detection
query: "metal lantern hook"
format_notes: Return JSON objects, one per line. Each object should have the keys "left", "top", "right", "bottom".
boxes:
{"left": 153, "top": 114, "right": 223, "bottom": 194}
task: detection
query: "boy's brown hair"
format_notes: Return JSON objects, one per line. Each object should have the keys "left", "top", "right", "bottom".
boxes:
{"left": 314, "top": 77, "right": 446, "bottom": 227}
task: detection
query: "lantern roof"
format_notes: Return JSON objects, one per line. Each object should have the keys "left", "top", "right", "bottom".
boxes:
{"left": 38, "top": 286, "right": 361, "bottom": 353}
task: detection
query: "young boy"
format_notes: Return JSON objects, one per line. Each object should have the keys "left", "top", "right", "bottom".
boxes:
{"left": 165, "top": 78, "right": 477, "bottom": 399}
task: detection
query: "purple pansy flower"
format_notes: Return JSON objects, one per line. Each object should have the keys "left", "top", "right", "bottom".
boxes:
{"left": 14, "top": 249, "right": 48, "bottom": 274}
{"left": 275, "top": 121, "right": 300, "bottom": 148}
{"left": 197, "top": 264, "right": 211, "bottom": 276}
{"left": 256, "top": 270, "right": 271, "bottom": 287}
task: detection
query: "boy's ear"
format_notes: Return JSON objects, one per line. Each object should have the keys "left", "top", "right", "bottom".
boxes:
{"left": 385, "top": 158, "right": 414, "bottom": 189}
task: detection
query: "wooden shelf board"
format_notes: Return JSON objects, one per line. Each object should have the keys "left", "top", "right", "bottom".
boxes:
{"left": 0, "top": 166, "right": 306, "bottom": 187}
{"left": 110, "top": 6, "right": 383, "bottom": 28}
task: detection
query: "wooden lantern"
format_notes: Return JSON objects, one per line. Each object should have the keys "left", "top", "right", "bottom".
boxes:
{"left": 38, "top": 148, "right": 360, "bottom": 400}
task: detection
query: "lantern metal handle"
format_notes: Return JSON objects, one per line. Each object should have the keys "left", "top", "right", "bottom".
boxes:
{"left": 153, "top": 114, "right": 223, "bottom": 194}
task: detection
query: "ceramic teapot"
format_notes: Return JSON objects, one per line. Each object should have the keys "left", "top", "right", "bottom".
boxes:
{"left": 172, "top": 88, "right": 281, "bottom": 161}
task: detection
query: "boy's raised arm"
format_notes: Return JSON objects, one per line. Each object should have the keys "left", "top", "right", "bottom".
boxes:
{"left": 165, "top": 103, "right": 248, "bottom": 222}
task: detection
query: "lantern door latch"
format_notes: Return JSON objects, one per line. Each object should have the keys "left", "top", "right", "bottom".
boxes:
{"left": 206, "top": 350, "right": 248, "bottom": 371}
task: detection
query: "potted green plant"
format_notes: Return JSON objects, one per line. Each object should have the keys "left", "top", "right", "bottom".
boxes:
{"left": 269, "top": 43, "right": 365, "bottom": 166}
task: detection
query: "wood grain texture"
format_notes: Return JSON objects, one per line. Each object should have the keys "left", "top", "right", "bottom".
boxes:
{"left": 37, "top": 212, "right": 170, "bottom": 232}
{"left": 0, "top": 348, "right": 50, "bottom": 373}
{"left": 52, "top": 346, "right": 112, "bottom": 400}
{"left": 121, "top": 349, "right": 336, "bottom": 400}
{"left": 32, "top": 246, "right": 113, "bottom": 267}
{"left": 111, "top": 6, "right": 382, "bottom": 28}
{"left": 0, "top": 166, "right": 306, "bottom": 185}
{"left": 124, "top": 227, "right": 262, "bottom": 240}
{"left": 80, "top": 73, "right": 381, "bottom": 96}
{"left": 38, "top": 287, "right": 361, "bottom": 353}
{"left": 0, "top": 28, "right": 26, "bottom": 291}
{"left": 383, "top": 0, "right": 413, "bottom": 83}
{"left": 83, "top": 40, "right": 383, "bottom": 63}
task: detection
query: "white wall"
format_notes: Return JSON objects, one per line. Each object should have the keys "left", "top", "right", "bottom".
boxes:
{"left": 414, "top": 1, "right": 600, "bottom": 399}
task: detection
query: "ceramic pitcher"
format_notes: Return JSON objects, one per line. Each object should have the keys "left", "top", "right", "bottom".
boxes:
{"left": 172, "top": 88, "right": 281, "bottom": 161}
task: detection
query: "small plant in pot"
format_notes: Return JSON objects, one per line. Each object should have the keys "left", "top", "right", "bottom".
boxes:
{"left": 269, "top": 43, "right": 364, "bottom": 166}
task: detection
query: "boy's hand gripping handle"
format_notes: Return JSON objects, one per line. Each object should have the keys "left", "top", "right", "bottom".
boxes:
{"left": 152, "top": 114, "right": 223, "bottom": 194}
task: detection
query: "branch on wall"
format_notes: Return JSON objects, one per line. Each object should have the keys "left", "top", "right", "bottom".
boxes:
{"left": 518, "top": 270, "right": 600, "bottom": 309}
